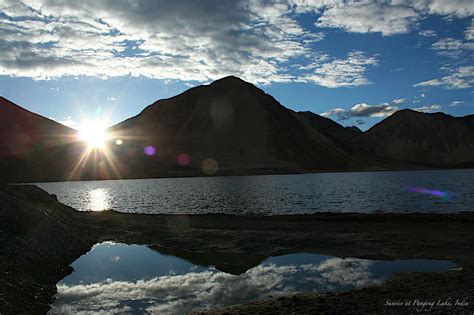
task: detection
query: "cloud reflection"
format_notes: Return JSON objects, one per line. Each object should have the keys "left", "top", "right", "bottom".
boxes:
{"left": 51, "top": 258, "right": 382, "bottom": 314}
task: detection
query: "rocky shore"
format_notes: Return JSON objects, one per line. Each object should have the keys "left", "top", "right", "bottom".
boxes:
{"left": 1, "top": 185, "right": 473, "bottom": 314}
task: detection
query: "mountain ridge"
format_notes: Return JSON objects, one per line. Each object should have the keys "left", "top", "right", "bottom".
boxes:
{"left": 108, "top": 75, "right": 354, "bottom": 175}
{"left": 1, "top": 76, "right": 474, "bottom": 183}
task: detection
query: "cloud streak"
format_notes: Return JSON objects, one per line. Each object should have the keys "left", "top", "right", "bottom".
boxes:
{"left": 303, "top": 51, "right": 378, "bottom": 88}
{"left": 413, "top": 104, "right": 442, "bottom": 113}
{"left": 321, "top": 98, "right": 404, "bottom": 120}
{"left": 414, "top": 66, "right": 474, "bottom": 89}
{"left": 431, "top": 38, "right": 474, "bottom": 58}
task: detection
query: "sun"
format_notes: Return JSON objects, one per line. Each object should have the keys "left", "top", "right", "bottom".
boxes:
{"left": 77, "top": 121, "right": 109, "bottom": 149}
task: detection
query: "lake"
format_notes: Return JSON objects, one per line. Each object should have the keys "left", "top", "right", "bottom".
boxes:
{"left": 49, "top": 242, "right": 456, "bottom": 314}
{"left": 36, "top": 169, "right": 474, "bottom": 214}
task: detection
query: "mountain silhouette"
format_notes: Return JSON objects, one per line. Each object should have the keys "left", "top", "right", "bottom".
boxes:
{"left": 1, "top": 77, "right": 473, "bottom": 183}
{"left": 107, "top": 76, "right": 353, "bottom": 178}
{"left": 351, "top": 109, "right": 474, "bottom": 166}
{"left": 295, "top": 111, "right": 360, "bottom": 150}
{"left": 0, "top": 96, "right": 75, "bottom": 158}
{"left": 0, "top": 97, "right": 86, "bottom": 182}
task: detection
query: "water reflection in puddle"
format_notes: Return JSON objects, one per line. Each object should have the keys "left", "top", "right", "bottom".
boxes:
{"left": 50, "top": 242, "right": 456, "bottom": 314}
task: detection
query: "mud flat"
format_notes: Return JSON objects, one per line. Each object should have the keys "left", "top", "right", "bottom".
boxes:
{"left": 0, "top": 185, "right": 473, "bottom": 314}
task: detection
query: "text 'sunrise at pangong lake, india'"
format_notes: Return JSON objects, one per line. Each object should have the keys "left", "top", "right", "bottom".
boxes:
{"left": 36, "top": 169, "right": 474, "bottom": 214}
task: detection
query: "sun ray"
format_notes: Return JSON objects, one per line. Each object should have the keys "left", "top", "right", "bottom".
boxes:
{"left": 67, "top": 145, "right": 93, "bottom": 181}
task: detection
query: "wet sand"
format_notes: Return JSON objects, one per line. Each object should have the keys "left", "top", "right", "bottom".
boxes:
{"left": 1, "top": 185, "right": 473, "bottom": 313}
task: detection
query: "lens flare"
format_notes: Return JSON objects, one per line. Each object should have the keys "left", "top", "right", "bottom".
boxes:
{"left": 144, "top": 145, "right": 156, "bottom": 156}
{"left": 178, "top": 153, "right": 190, "bottom": 166}
{"left": 201, "top": 158, "right": 218, "bottom": 175}
{"left": 404, "top": 186, "right": 453, "bottom": 200}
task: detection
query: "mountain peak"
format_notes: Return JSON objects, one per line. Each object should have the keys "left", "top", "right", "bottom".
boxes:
{"left": 213, "top": 75, "right": 246, "bottom": 83}
{"left": 210, "top": 76, "right": 252, "bottom": 88}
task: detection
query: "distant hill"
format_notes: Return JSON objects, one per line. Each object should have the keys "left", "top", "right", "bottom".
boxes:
{"left": 295, "top": 111, "right": 360, "bottom": 149}
{"left": 1, "top": 77, "right": 473, "bottom": 183}
{"left": 351, "top": 109, "right": 474, "bottom": 166}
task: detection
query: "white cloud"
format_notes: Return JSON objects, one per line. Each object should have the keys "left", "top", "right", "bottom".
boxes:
{"left": 52, "top": 116, "right": 77, "bottom": 128}
{"left": 1, "top": 0, "right": 473, "bottom": 85}
{"left": 414, "top": 66, "right": 474, "bottom": 89}
{"left": 292, "top": 1, "right": 474, "bottom": 36}
{"left": 431, "top": 38, "right": 474, "bottom": 58}
{"left": 315, "top": 2, "right": 419, "bottom": 36}
{"left": 0, "top": 0, "right": 325, "bottom": 84}
{"left": 466, "top": 19, "right": 474, "bottom": 41}
{"left": 392, "top": 98, "right": 406, "bottom": 105}
{"left": 413, "top": 104, "right": 442, "bottom": 112}
{"left": 449, "top": 100, "right": 465, "bottom": 107}
{"left": 413, "top": 0, "right": 474, "bottom": 17}
{"left": 321, "top": 98, "right": 403, "bottom": 120}
{"left": 303, "top": 51, "right": 378, "bottom": 88}
{"left": 419, "top": 29, "right": 437, "bottom": 37}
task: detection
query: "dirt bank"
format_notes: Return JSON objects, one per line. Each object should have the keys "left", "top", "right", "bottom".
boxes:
{"left": 1, "top": 185, "right": 473, "bottom": 313}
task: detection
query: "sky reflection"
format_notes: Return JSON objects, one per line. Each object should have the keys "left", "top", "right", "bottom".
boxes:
{"left": 50, "top": 243, "right": 456, "bottom": 314}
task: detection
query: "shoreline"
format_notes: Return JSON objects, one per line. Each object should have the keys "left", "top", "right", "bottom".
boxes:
{"left": 1, "top": 185, "right": 473, "bottom": 313}
{"left": 10, "top": 165, "right": 474, "bottom": 184}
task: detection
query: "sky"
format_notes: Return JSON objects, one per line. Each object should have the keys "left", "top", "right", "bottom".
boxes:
{"left": 0, "top": 0, "right": 473, "bottom": 131}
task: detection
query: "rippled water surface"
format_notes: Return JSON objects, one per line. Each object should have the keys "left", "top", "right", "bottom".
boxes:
{"left": 36, "top": 170, "right": 474, "bottom": 214}
{"left": 50, "top": 242, "right": 456, "bottom": 314}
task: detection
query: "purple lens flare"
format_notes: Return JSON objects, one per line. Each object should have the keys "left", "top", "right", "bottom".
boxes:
{"left": 144, "top": 145, "right": 156, "bottom": 156}
{"left": 404, "top": 186, "right": 454, "bottom": 201}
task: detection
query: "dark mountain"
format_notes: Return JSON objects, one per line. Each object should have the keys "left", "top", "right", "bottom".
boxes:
{"left": 295, "top": 111, "right": 360, "bottom": 149}
{"left": 0, "top": 97, "right": 85, "bottom": 182}
{"left": 108, "top": 76, "right": 353, "bottom": 177}
{"left": 351, "top": 109, "right": 474, "bottom": 166}
{"left": 2, "top": 77, "right": 473, "bottom": 183}
{"left": 0, "top": 96, "right": 75, "bottom": 159}
{"left": 346, "top": 125, "right": 362, "bottom": 133}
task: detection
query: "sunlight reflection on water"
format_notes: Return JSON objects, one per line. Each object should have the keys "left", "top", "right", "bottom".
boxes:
{"left": 87, "top": 188, "right": 112, "bottom": 211}
{"left": 36, "top": 170, "right": 474, "bottom": 214}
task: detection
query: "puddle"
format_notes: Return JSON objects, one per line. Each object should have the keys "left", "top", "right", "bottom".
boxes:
{"left": 50, "top": 242, "right": 457, "bottom": 314}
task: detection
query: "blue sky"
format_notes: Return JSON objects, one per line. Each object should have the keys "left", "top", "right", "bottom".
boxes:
{"left": 0, "top": 1, "right": 473, "bottom": 130}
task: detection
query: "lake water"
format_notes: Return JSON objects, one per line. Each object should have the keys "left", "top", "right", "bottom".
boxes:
{"left": 36, "top": 170, "right": 474, "bottom": 214}
{"left": 49, "top": 242, "right": 456, "bottom": 314}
